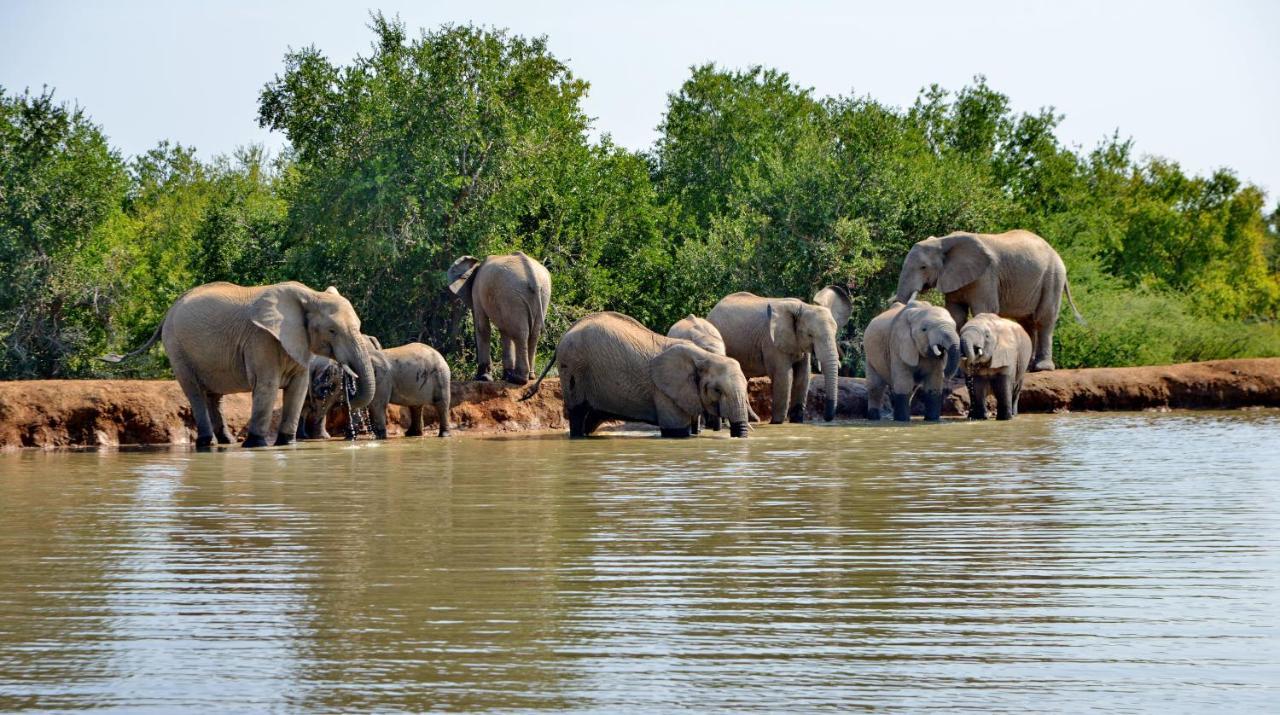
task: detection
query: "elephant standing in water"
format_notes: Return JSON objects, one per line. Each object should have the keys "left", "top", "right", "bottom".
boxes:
{"left": 863, "top": 298, "right": 961, "bottom": 422}
{"left": 302, "top": 339, "right": 451, "bottom": 439}
{"left": 960, "top": 313, "right": 1033, "bottom": 421}
{"left": 447, "top": 252, "right": 551, "bottom": 384}
{"left": 707, "top": 292, "right": 840, "bottom": 424}
{"left": 102, "top": 282, "right": 375, "bottom": 448}
{"left": 894, "top": 230, "right": 1082, "bottom": 371}
{"left": 522, "top": 312, "right": 751, "bottom": 438}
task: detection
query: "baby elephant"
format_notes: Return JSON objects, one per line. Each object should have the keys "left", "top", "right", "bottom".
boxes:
{"left": 303, "top": 340, "right": 451, "bottom": 439}
{"left": 960, "top": 313, "right": 1033, "bottom": 420}
{"left": 863, "top": 298, "right": 961, "bottom": 422}
{"left": 524, "top": 311, "right": 751, "bottom": 438}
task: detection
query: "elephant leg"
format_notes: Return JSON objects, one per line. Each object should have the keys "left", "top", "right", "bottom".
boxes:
{"left": 275, "top": 372, "right": 308, "bottom": 446}
{"left": 1011, "top": 380, "right": 1022, "bottom": 418}
{"left": 176, "top": 368, "right": 215, "bottom": 448}
{"left": 243, "top": 375, "right": 280, "bottom": 448}
{"left": 788, "top": 360, "right": 810, "bottom": 423}
{"left": 993, "top": 373, "right": 1014, "bottom": 420}
{"left": 769, "top": 362, "right": 793, "bottom": 425}
{"left": 434, "top": 398, "right": 450, "bottom": 437}
{"left": 500, "top": 332, "right": 518, "bottom": 383}
{"left": 969, "top": 377, "right": 989, "bottom": 420}
{"left": 890, "top": 392, "right": 912, "bottom": 422}
{"left": 206, "top": 392, "right": 233, "bottom": 444}
{"left": 473, "top": 306, "right": 494, "bottom": 382}
{"left": 922, "top": 365, "right": 946, "bottom": 422}
{"left": 865, "top": 371, "right": 886, "bottom": 420}
{"left": 689, "top": 415, "right": 701, "bottom": 435}
{"left": 506, "top": 325, "right": 531, "bottom": 384}
{"left": 526, "top": 330, "right": 539, "bottom": 382}
{"left": 1031, "top": 315, "right": 1056, "bottom": 372}
{"left": 405, "top": 405, "right": 425, "bottom": 437}
{"left": 568, "top": 403, "right": 592, "bottom": 438}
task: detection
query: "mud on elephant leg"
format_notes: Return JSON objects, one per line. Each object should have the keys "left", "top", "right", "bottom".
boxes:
{"left": 891, "top": 392, "right": 912, "bottom": 422}
{"left": 968, "top": 377, "right": 989, "bottom": 420}
{"left": 568, "top": 403, "right": 597, "bottom": 438}
{"left": 993, "top": 374, "right": 1015, "bottom": 420}
{"left": 922, "top": 390, "right": 944, "bottom": 422}
{"left": 788, "top": 360, "right": 810, "bottom": 423}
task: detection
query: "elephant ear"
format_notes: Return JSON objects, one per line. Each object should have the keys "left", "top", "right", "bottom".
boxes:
{"left": 650, "top": 343, "right": 706, "bottom": 418}
{"left": 813, "top": 285, "right": 852, "bottom": 330}
{"left": 250, "top": 286, "right": 313, "bottom": 368}
{"left": 988, "top": 323, "right": 1016, "bottom": 371}
{"left": 446, "top": 256, "right": 481, "bottom": 295}
{"left": 767, "top": 302, "right": 800, "bottom": 354}
{"left": 891, "top": 310, "right": 920, "bottom": 367}
{"left": 937, "top": 234, "right": 994, "bottom": 294}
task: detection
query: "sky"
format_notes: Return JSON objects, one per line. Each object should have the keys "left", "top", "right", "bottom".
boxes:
{"left": 2, "top": 0, "right": 1277, "bottom": 199}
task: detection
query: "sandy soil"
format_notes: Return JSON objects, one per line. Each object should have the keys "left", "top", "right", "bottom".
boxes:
{"left": 2, "top": 358, "right": 1278, "bottom": 449}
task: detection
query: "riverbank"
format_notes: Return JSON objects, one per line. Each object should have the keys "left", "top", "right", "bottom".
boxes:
{"left": 1, "top": 358, "right": 1278, "bottom": 449}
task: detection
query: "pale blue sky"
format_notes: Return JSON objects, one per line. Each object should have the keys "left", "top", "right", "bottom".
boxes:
{"left": 2, "top": 0, "right": 1277, "bottom": 199}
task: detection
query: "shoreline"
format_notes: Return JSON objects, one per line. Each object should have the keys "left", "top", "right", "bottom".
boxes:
{"left": 2, "top": 358, "right": 1278, "bottom": 451}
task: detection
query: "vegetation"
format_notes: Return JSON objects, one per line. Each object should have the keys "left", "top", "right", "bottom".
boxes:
{"left": 2, "top": 15, "right": 1277, "bottom": 380}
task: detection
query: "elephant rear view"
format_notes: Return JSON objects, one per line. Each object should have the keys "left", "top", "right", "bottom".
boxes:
{"left": 447, "top": 251, "right": 552, "bottom": 385}
{"left": 101, "top": 282, "right": 376, "bottom": 448}
{"left": 707, "top": 292, "right": 840, "bottom": 423}
{"left": 525, "top": 311, "right": 751, "bottom": 438}
{"left": 894, "top": 230, "right": 1083, "bottom": 371}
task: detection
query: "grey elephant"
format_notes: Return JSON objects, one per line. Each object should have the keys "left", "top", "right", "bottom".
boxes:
{"left": 863, "top": 297, "right": 961, "bottom": 422}
{"left": 447, "top": 251, "right": 552, "bottom": 384}
{"left": 707, "top": 292, "right": 839, "bottom": 423}
{"left": 894, "top": 230, "right": 1083, "bottom": 371}
{"left": 523, "top": 311, "right": 751, "bottom": 438}
{"left": 301, "top": 338, "right": 451, "bottom": 439}
{"left": 960, "top": 313, "right": 1032, "bottom": 421}
{"left": 667, "top": 315, "right": 726, "bottom": 355}
{"left": 811, "top": 284, "right": 854, "bottom": 373}
{"left": 102, "top": 282, "right": 374, "bottom": 448}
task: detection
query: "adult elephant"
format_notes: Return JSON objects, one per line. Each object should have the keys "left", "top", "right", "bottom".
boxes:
{"left": 894, "top": 230, "right": 1083, "bottom": 371}
{"left": 707, "top": 292, "right": 839, "bottom": 424}
{"left": 103, "top": 282, "right": 375, "bottom": 448}
{"left": 522, "top": 312, "right": 751, "bottom": 438}
{"left": 446, "top": 251, "right": 552, "bottom": 384}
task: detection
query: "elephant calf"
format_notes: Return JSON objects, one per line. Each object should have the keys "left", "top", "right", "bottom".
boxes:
{"left": 524, "top": 311, "right": 751, "bottom": 438}
{"left": 960, "top": 313, "right": 1033, "bottom": 420}
{"left": 863, "top": 298, "right": 961, "bottom": 422}
{"left": 303, "top": 340, "right": 451, "bottom": 439}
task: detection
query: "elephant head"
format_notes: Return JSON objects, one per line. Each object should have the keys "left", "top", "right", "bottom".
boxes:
{"left": 812, "top": 284, "right": 853, "bottom": 332}
{"left": 446, "top": 255, "right": 482, "bottom": 307}
{"left": 249, "top": 284, "right": 375, "bottom": 411}
{"left": 768, "top": 301, "right": 839, "bottom": 420}
{"left": 651, "top": 343, "right": 751, "bottom": 437}
{"left": 895, "top": 233, "right": 996, "bottom": 302}
{"left": 892, "top": 300, "right": 961, "bottom": 378}
{"left": 960, "top": 314, "right": 1016, "bottom": 372}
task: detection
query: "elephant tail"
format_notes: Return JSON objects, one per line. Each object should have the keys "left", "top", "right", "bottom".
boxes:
{"left": 1063, "top": 278, "right": 1086, "bottom": 325}
{"left": 519, "top": 349, "right": 557, "bottom": 402}
{"left": 98, "top": 322, "right": 163, "bottom": 363}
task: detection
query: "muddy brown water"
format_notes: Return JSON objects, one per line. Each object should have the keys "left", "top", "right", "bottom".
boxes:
{"left": 1, "top": 412, "right": 1278, "bottom": 712}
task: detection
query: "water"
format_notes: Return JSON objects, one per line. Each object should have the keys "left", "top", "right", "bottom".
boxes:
{"left": 1, "top": 412, "right": 1278, "bottom": 712}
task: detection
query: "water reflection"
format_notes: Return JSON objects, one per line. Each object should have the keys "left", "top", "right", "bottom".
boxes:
{"left": 1, "top": 411, "right": 1278, "bottom": 711}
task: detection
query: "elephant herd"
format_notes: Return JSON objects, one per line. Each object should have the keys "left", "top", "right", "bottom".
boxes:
{"left": 104, "top": 230, "right": 1081, "bottom": 447}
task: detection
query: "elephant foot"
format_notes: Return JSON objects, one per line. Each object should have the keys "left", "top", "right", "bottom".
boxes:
{"left": 474, "top": 371, "right": 494, "bottom": 382}
{"left": 890, "top": 393, "right": 911, "bottom": 422}
{"left": 195, "top": 434, "right": 214, "bottom": 449}
{"left": 437, "top": 428, "right": 450, "bottom": 437}
{"left": 729, "top": 421, "right": 748, "bottom": 438}
{"left": 502, "top": 369, "right": 529, "bottom": 385}
{"left": 659, "top": 426, "right": 692, "bottom": 438}
{"left": 567, "top": 403, "right": 591, "bottom": 438}
{"left": 923, "top": 391, "right": 943, "bottom": 422}
{"left": 242, "top": 433, "right": 269, "bottom": 448}
{"left": 373, "top": 429, "right": 388, "bottom": 440}
{"left": 216, "top": 429, "right": 233, "bottom": 445}
{"left": 1031, "top": 359, "right": 1056, "bottom": 372}
{"left": 404, "top": 427, "right": 424, "bottom": 437}
{"left": 689, "top": 421, "right": 701, "bottom": 435}
{"left": 787, "top": 404, "right": 806, "bottom": 423}
{"left": 274, "top": 432, "right": 294, "bottom": 446}
{"left": 969, "top": 408, "right": 988, "bottom": 421}
{"left": 866, "top": 407, "right": 881, "bottom": 421}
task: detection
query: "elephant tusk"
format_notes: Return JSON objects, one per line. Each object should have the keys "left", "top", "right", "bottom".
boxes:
{"left": 931, "top": 344, "right": 943, "bottom": 357}
{"left": 975, "top": 346, "right": 984, "bottom": 356}
{"left": 342, "top": 364, "right": 358, "bottom": 380}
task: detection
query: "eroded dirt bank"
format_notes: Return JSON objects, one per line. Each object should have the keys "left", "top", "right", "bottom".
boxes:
{"left": 2, "top": 358, "right": 1278, "bottom": 450}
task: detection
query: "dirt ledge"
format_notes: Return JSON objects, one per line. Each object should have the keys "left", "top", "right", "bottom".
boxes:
{"left": 2, "top": 358, "right": 1278, "bottom": 450}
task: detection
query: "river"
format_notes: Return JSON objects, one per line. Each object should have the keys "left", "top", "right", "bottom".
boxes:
{"left": 2, "top": 411, "right": 1278, "bottom": 712}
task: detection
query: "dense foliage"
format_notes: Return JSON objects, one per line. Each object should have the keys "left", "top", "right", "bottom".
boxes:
{"left": 2, "top": 16, "right": 1277, "bottom": 379}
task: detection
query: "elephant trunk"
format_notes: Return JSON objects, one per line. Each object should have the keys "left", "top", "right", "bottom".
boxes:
{"left": 819, "top": 342, "right": 839, "bottom": 421}
{"left": 895, "top": 266, "right": 923, "bottom": 305}
{"left": 338, "top": 334, "right": 376, "bottom": 410}
{"left": 729, "top": 421, "right": 748, "bottom": 438}
{"left": 944, "top": 338, "right": 961, "bottom": 380}
{"left": 721, "top": 394, "right": 749, "bottom": 438}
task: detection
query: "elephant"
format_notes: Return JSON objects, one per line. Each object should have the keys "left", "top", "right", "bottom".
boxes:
{"left": 960, "top": 313, "right": 1033, "bottom": 421}
{"left": 301, "top": 339, "right": 452, "bottom": 439}
{"left": 102, "top": 281, "right": 375, "bottom": 448}
{"left": 522, "top": 311, "right": 751, "bottom": 438}
{"left": 894, "top": 230, "right": 1083, "bottom": 371}
{"left": 667, "top": 315, "right": 726, "bottom": 356}
{"left": 811, "top": 284, "right": 854, "bottom": 373}
{"left": 706, "top": 292, "right": 839, "bottom": 424}
{"left": 862, "top": 297, "right": 961, "bottom": 422}
{"left": 447, "top": 251, "right": 552, "bottom": 384}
